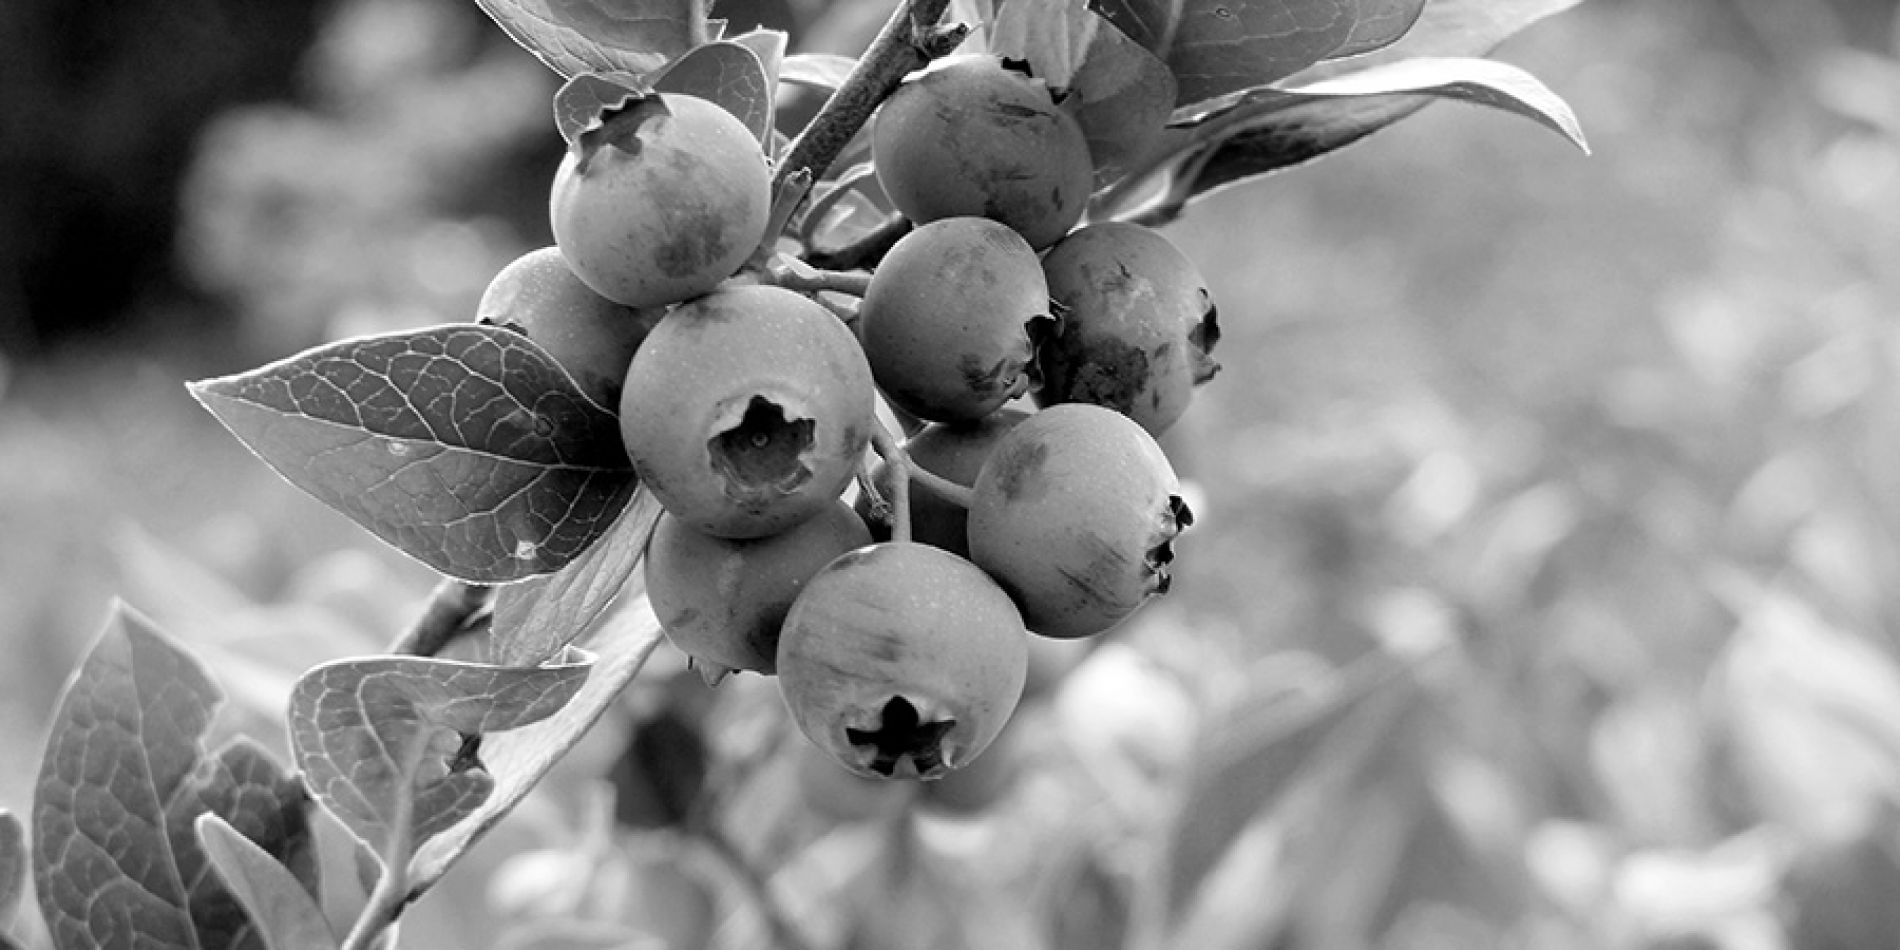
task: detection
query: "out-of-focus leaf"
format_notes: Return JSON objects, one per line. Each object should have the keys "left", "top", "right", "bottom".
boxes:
{"left": 288, "top": 648, "right": 592, "bottom": 861}
{"left": 0, "top": 810, "right": 22, "bottom": 928}
{"left": 196, "top": 814, "right": 339, "bottom": 950}
{"left": 189, "top": 324, "right": 637, "bottom": 585}
{"left": 991, "top": 0, "right": 1101, "bottom": 90}
{"left": 1165, "top": 0, "right": 1358, "bottom": 106}
{"left": 1067, "top": 7, "right": 1178, "bottom": 185}
{"left": 33, "top": 603, "right": 312, "bottom": 950}
{"left": 1163, "top": 650, "right": 1413, "bottom": 921}
{"left": 491, "top": 490, "right": 661, "bottom": 668}
{"left": 1100, "top": 56, "right": 1585, "bottom": 221}
{"left": 474, "top": 0, "right": 710, "bottom": 80}
{"left": 554, "top": 73, "right": 650, "bottom": 150}
{"left": 1049, "top": 855, "right": 1129, "bottom": 950}
{"left": 494, "top": 918, "right": 659, "bottom": 950}
{"left": 779, "top": 53, "right": 856, "bottom": 92}
{"left": 408, "top": 596, "right": 667, "bottom": 891}
{"left": 1323, "top": 0, "right": 1425, "bottom": 60}
{"left": 1715, "top": 583, "right": 1900, "bottom": 841}
{"left": 653, "top": 38, "right": 778, "bottom": 145}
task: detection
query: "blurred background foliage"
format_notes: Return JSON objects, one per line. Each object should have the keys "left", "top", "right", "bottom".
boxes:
{"left": 4, "top": 0, "right": 1900, "bottom": 948}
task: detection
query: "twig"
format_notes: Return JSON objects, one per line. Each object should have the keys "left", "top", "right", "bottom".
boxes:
{"left": 388, "top": 578, "right": 491, "bottom": 656}
{"left": 771, "top": 0, "right": 968, "bottom": 202}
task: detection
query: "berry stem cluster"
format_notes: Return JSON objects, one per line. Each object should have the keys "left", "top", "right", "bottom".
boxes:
{"left": 769, "top": 0, "right": 967, "bottom": 205}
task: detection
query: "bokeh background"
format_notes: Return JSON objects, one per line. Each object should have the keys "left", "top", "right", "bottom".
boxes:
{"left": 4, "top": 0, "right": 1900, "bottom": 947}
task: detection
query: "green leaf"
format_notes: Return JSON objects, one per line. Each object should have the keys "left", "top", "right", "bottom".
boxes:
{"left": 189, "top": 324, "right": 637, "bottom": 585}
{"left": 408, "top": 596, "right": 665, "bottom": 892}
{"left": 474, "top": 0, "right": 711, "bottom": 80}
{"left": 553, "top": 73, "right": 650, "bottom": 150}
{"left": 1067, "top": 10, "right": 1178, "bottom": 186}
{"left": 489, "top": 489, "right": 663, "bottom": 668}
{"left": 1290, "top": 0, "right": 1586, "bottom": 80}
{"left": 1099, "top": 55, "right": 1586, "bottom": 221}
{"left": 1163, "top": 652, "right": 1412, "bottom": 921}
{"left": 1088, "top": 0, "right": 1184, "bottom": 56}
{"left": 1164, "top": 0, "right": 1358, "bottom": 106}
{"left": 991, "top": 0, "right": 1101, "bottom": 90}
{"left": 32, "top": 603, "right": 312, "bottom": 950}
{"left": 778, "top": 53, "right": 856, "bottom": 92}
{"left": 0, "top": 809, "right": 22, "bottom": 929}
{"left": 652, "top": 37, "right": 779, "bottom": 145}
{"left": 195, "top": 815, "right": 339, "bottom": 950}
{"left": 287, "top": 648, "right": 593, "bottom": 862}
{"left": 1323, "top": 0, "right": 1424, "bottom": 59}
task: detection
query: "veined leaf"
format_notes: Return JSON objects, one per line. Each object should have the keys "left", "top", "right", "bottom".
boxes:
{"left": 489, "top": 489, "right": 663, "bottom": 668}
{"left": 33, "top": 604, "right": 312, "bottom": 950}
{"left": 652, "top": 37, "right": 780, "bottom": 145}
{"left": 1323, "top": 0, "right": 1425, "bottom": 60}
{"left": 991, "top": 0, "right": 1101, "bottom": 90}
{"left": 1067, "top": 9, "right": 1178, "bottom": 186}
{"left": 408, "top": 595, "right": 666, "bottom": 891}
{"left": 189, "top": 324, "right": 637, "bottom": 585}
{"left": 1289, "top": 0, "right": 1587, "bottom": 81}
{"left": 1099, "top": 55, "right": 1586, "bottom": 221}
{"left": 287, "top": 648, "right": 592, "bottom": 862}
{"left": 196, "top": 815, "right": 339, "bottom": 950}
{"left": 1165, "top": 0, "right": 1357, "bottom": 106}
{"left": 779, "top": 53, "right": 856, "bottom": 92}
{"left": 474, "top": 0, "right": 711, "bottom": 80}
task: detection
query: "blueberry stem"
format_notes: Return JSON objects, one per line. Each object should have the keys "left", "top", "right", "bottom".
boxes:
{"left": 869, "top": 418, "right": 914, "bottom": 543}
{"left": 771, "top": 0, "right": 967, "bottom": 209}
{"left": 767, "top": 255, "right": 874, "bottom": 297}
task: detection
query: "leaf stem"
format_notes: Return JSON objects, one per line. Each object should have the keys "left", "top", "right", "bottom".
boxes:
{"left": 389, "top": 578, "right": 492, "bottom": 657}
{"left": 771, "top": 0, "right": 968, "bottom": 204}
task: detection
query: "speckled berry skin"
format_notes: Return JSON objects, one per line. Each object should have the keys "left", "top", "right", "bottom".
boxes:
{"left": 476, "top": 245, "right": 664, "bottom": 409}
{"left": 967, "top": 403, "right": 1192, "bottom": 638}
{"left": 619, "top": 284, "right": 875, "bottom": 539}
{"left": 872, "top": 56, "right": 1094, "bottom": 249}
{"left": 859, "top": 218, "right": 1053, "bottom": 423}
{"left": 1036, "top": 222, "right": 1219, "bottom": 436}
{"left": 647, "top": 500, "right": 873, "bottom": 681}
{"left": 777, "top": 541, "right": 1028, "bottom": 780}
{"left": 550, "top": 93, "right": 770, "bottom": 308}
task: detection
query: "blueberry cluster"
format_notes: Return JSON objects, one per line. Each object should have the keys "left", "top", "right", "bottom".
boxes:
{"left": 478, "top": 54, "right": 1217, "bottom": 781}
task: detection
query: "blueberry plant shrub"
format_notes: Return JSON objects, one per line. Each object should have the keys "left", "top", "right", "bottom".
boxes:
{"left": 9, "top": 0, "right": 1591, "bottom": 947}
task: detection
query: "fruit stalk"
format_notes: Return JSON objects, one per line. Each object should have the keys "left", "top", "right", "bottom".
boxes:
{"left": 770, "top": 0, "right": 967, "bottom": 204}
{"left": 870, "top": 420, "right": 914, "bottom": 543}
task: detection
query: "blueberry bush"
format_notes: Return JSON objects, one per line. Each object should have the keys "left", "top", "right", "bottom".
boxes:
{"left": 0, "top": 0, "right": 1599, "bottom": 947}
